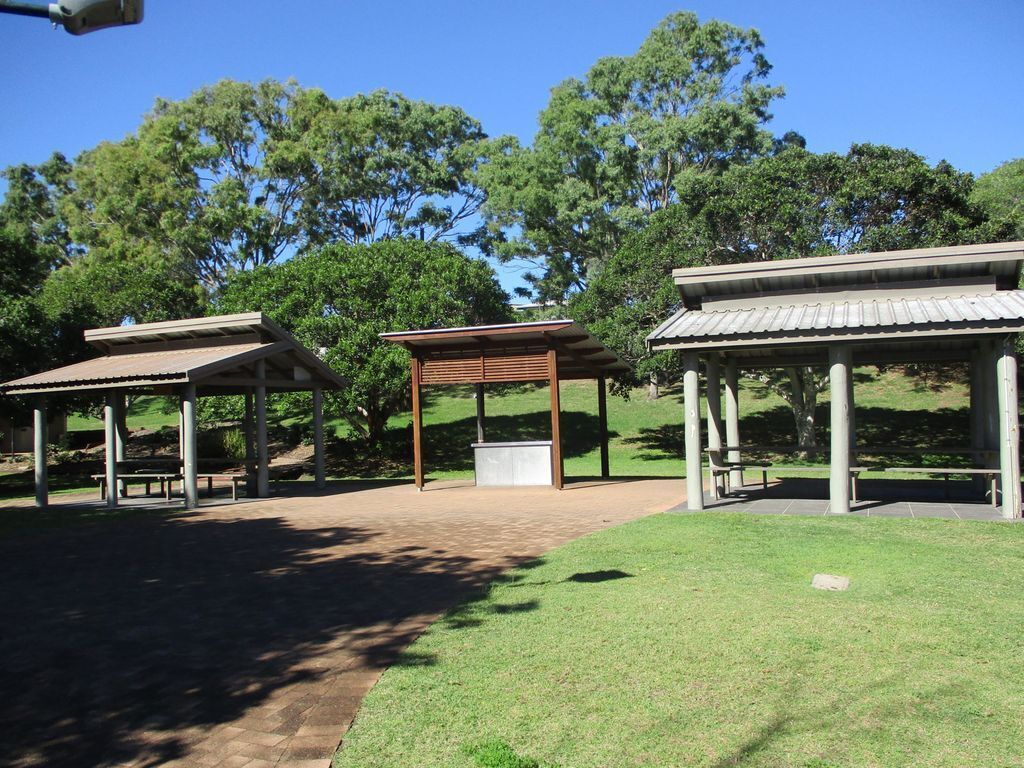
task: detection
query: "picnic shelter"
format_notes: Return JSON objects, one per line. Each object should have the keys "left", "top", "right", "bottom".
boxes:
{"left": 382, "top": 320, "right": 630, "bottom": 489}
{"left": 647, "top": 241, "right": 1024, "bottom": 518}
{"left": 0, "top": 313, "right": 346, "bottom": 509}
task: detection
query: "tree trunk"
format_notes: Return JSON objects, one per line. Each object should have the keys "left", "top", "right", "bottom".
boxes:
{"left": 648, "top": 371, "right": 660, "bottom": 401}
{"left": 786, "top": 367, "right": 819, "bottom": 457}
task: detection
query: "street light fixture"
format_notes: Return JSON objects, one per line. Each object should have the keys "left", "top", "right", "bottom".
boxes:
{"left": 0, "top": 0, "right": 143, "bottom": 35}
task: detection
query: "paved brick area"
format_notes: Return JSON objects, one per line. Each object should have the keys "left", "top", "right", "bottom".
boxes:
{"left": 0, "top": 478, "right": 681, "bottom": 768}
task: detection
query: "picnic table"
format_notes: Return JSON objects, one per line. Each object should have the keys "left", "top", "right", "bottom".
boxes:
{"left": 881, "top": 466, "right": 999, "bottom": 507}
{"left": 92, "top": 472, "right": 182, "bottom": 501}
{"left": 97, "top": 459, "right": 253, "bottom": 501}
{"left": 705, "top": 446, "right": 867, "bottom": 502}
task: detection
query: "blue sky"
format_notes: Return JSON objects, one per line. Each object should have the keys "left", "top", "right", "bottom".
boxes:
{"left": 2, "top": 0, "right": 1022, "bottom": 293}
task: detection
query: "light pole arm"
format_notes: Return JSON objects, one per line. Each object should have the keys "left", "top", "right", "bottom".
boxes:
{"left": 0, "top": 1, "right": 50, "bottom": 18}
{"left": 0, "top": 0, "right": 143, "bottom": 34}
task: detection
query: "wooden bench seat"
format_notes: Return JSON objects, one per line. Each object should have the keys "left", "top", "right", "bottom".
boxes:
{"left": 705, "top": 450, "right": 771, "bottom": 500}
{"left": 197, "top": 472, "right": 246, "bottom": 500}
{"left": 882, "top": 466, "right": 999, "bottom": 507}
{"left": 705, "top": 450, "right": 868, "bottom": 502}
{"left": 91, "top": 472, "right": 182, "bottom": 501}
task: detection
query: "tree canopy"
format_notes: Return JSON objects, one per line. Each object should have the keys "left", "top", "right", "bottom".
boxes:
{"left": 972, "top": 158, "right": 1024, "bottom": 241}
{"left": 572, "top": 144, "right": 1000, "bottom": 449}
{"left": 216, "top": 239, "right": 510, "bottom": 443}
{"left": 477, "top": 11, "right": 784, "bottom": 300}
{"left": 0, "top": 79, "right": 503, "bottom": 341}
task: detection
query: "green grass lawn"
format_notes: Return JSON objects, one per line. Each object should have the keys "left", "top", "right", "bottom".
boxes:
{"left": 66, "top": 395, "right": 179, "bottom": 432}
{"left": 334, "top": 513, "right": 1024, "bottom": 768}
{"left": 400, "top": 367, "right": 980, "bottom": 481}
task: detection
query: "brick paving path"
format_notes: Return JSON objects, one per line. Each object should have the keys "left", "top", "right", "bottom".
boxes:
{"left": 0, "top": 478, "right": 681, "bottom": 768}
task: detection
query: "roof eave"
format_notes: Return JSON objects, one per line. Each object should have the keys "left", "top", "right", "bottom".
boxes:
{"left": 648, "top": 321, "right": 1024, "bottom": 353}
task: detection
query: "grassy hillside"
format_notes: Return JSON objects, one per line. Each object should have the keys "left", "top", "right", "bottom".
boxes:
{"left": 60, "top": 367, "right": 974, "bottom": 482}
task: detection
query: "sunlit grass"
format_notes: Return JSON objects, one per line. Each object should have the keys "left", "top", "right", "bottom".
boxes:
{"left": 334, "top": 512, "right": 1024, "bottom": 768}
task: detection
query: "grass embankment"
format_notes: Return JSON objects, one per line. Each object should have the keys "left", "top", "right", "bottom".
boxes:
{"left": 3, "top": 367, "right": 981, "bottom": 500}
{"left": 334, "top": 513, "right": 1024, "bottom": 768}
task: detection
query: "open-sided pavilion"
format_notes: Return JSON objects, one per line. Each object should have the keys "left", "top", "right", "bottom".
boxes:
{"left": 382, "top": 320, "right": 630, "bottom": 489}
{"left": 0, "top": 313, "right": 346, "bottom": 509}
{"left": 648, "top": 241, "right": 1024, "bottom": 519}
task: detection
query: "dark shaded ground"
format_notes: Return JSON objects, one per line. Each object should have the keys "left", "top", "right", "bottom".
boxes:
{"left": 0, "top": 479, "right": 674, "bottom": 767}
{"left": 0, "top": 510, "right": 519, "bottom": 766}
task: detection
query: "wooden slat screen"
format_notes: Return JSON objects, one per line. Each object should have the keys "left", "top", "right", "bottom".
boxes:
{"left": 420, "top": 349, "right": 550, "bottom": 385}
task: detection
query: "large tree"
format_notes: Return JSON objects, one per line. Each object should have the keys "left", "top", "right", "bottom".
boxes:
{"left": 478, "top": 11, "right": 784, "bottom": 300}
{"left": 573, "top": 144, "right": 996, "bottom": 452}
{"left": 0, "top": 229, "right": 63, "bottom": 424}
{"left": 0, "top": 79, "right": 502, "bottom": 330}
{"left": 971, "top": 158, "right": 1024, "bottom": 241}
{"left": 216, "top": 240, "right": 510, "bottom": 444}
{"left": 59, "top": 80, "right": 498, "bottom": 291}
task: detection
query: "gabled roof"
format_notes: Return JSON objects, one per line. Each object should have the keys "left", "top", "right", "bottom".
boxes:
{"left": 649, "top": 242, "right": 1024, "bottom": 366}
{"left": 381, "top": 320, "right": 631, "bottom": 381}
{"left": 1, "top": 313, "right": 346, "bottom": 395}
{"left": 673, "top": 241, "right": 1024, "bottom": 308}
{"left": 649, "top": 289, "right": 1024, "bottom": 352}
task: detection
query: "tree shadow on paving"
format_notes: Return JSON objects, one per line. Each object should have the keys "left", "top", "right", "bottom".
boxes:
{"left": 0, "top": 514, "right": 542, "bottom": 767}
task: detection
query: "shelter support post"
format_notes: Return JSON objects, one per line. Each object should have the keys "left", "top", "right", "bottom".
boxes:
{"left": 847, "top": 359, "right": 856, "bottom": 463}
{"left": 33, "top": 395, "right": 47, "bottom": 507}
{"left": 683, "top": 352, "right": 703, "bottom": 511}
{"left": 104, "top": 391, "right": 118, "bottom": 509}
{"left": 115, "top": 391, "right": 128, "bottom": 497}
{"left": 313, "top": 387, "right": 325, "bottom": 490}
{"left": 548, "top": 348, "right": 564, "bottom": 489}
{"left": 829, "top": 346, "right": 852, "bottom": 514}
{"left": 970, "top": 347, "right": 987, "bottom": 493}
{"left": 597, "top": 375, "right": 610, "bottom": 479}
{"left": 181, "top": 383, "right": 198, "bottom": 509}
{"left": 475, "top": 382, "right": 486, "bottom": 444}
{"left": 178, "top": 409, "right": 185, "bottom": 466}
{"left": 706, "top": 354, "right": 724, "bottom": 497}
{"left": 725, "top": 358, "right": 742, "bottom": 489}
{"left": 983, "top": 339, "right": 1001, "bottom": 463}
{"left": 411, "top": 355, "right": 424, "bottom": 490}
{"left": 244, "top": 389, "right": 256, "bottom": 497}
{"left": 255, "top": 359, "right": 269, "bottom": 497}
{"left": 996, "top": 336, "right": 1021, "bottom": 518}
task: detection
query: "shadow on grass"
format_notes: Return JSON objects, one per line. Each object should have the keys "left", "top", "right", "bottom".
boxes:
{"left": 709, "top": 674, "right": 971, "bottom": 768}
{"left": 0, "top": 512, "right": 549, "bottom": 767}
{"left": 623, "top": 405, "right": 973, "bottom": 466}
{"left": 439, "top": 562, "right": 547, "bottom": 631}
{"left": 566, "top": 569, "right": 632, "bottom": 583}
{"left": 0, "top": 460, "right": 102, "bottom": 501}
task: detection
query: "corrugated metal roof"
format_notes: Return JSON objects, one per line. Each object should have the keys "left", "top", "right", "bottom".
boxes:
{"left": 2, "top": 312, "right": 348, "bottom": 394}
{"left": 648, "top": 291, "right": 1024, "bottom": 350}
{"left": 2, "top": 344, "right": 269, "bottom": 391}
